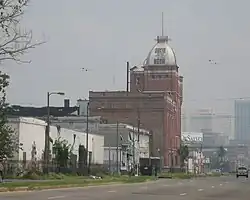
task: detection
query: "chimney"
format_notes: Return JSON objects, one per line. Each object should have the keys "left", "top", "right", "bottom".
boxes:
{"left": 64, "top": 99, "right": 70, "bottom": 108}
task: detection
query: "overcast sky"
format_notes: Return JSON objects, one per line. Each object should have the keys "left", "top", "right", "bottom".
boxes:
{"left": 2, "top": 0, "right": 249, "bottom": 115}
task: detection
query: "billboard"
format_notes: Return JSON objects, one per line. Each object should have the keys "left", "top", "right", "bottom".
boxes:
{"left": 181, "top": 132, "right": 203, "bottom": 144}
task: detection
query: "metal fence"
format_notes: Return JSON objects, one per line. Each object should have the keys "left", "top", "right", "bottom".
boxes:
{"left": 1, "top": 160, "right": 112, "bottom": 177}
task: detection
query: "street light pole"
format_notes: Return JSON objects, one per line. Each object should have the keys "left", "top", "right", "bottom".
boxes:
{"left": 116, "top": 121, "right": 119, "bottom": 174}
{"left": 44, "top": 92, "right": 50, "bottom": 174}
{"left": 44, "top": 91, "right": 65, "bottom": 174}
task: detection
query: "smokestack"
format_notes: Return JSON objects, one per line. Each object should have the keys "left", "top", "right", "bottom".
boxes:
{"left": 64, "top": 99, "right": 70, "bottom": 108}
{"left": 126, "top": 61, "right": 129, "bottom": 93}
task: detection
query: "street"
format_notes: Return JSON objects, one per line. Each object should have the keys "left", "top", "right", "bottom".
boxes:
{"left": 0, "top": 175, "right": 249, "bottom": 200}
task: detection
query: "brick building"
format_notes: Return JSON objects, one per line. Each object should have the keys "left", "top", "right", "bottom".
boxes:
{"left": 89, "top": 35, "right": 183, "bottom": 168}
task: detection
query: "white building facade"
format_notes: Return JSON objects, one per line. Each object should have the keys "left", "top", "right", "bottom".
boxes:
{"left": 98, "top": 123, "right": 150, "bottom": 172}
{"left": 50, "top": 116, "right": 101, "bottom": 133}
{"left": 8, "top": 117, "right": 104, "bottom": 164}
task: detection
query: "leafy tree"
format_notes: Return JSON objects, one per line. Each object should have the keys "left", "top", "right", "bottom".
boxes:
{"left": 218, "top": 146, "right": 226, "bottom": 162}
{"left": 178, "top": 142, "right": 189, "bottom": 167}
{"left": 52, "top": 137, "right": 71, "bottom": 170}
{"left": 211, "top": 146, "right": 227, "bottom": 170}
{"left": 0, "top": 72, "right": 19, "bottom": 159}
{"left": 0, "top": 0, "right": 44, "bottom": 63}
{"left": 0, "top": 0, "right": 43, "bottom": 159}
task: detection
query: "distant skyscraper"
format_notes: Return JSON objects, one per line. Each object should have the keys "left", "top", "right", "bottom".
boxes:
{"left": 235, "top": 100, "right": 250, "bottom": 141}
{"left": 213, "top": 114, "right": 233, "bottom": 139}
{"left": 181, "top": 108, "right": 187, "bottom": 132}
{"left": 189, "top": 109, "right": 213, "bottom": 132}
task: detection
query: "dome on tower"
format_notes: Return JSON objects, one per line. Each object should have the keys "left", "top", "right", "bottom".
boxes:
{"left": 144, "top": 36, "right": 176, "bottom": 66}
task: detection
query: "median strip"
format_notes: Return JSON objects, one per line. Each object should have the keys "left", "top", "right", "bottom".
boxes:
{"left": 0, "top": 176, "right": 154, "bottom": 192}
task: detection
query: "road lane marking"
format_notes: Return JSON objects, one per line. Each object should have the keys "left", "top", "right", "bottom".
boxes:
{"left": 220, "top": 184, "right": 223, "bottom": 186}
{"left": 48, "top": 196, "right": 65, "bottom": 200}
{"left": 163, "top": 184, "right": 170, "bottom": 187}
{"left": 211, "top": 186, "right": 215, "bottom": 188}
{"left": 180, "top": 193, "right": 187, "bottom": 196}
{"left": 198, "top": 189, "right": 204, "bottom": 191}
{"left": 108, "top": 190, "right": 117, "bottom": 193}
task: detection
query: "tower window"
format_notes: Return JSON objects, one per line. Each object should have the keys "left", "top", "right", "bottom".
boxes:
{"left": 154, "top": 58, "right": 165, "bottom": 64}
{"left": 136, "top": 77, "right": 140, "bottom": 85}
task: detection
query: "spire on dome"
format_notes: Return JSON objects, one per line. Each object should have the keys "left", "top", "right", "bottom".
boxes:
{"left": 143, "top": 12, "right": 176, "bottom": 66}
{"left": 156, "top": 12, "right": 170, "bottom": 43}
{"left": 161, "top": 12, "right": 164, "bottom": 36}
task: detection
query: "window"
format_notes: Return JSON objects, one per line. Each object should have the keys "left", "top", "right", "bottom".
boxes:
{"left": 136, "top": 77, "right": 140, "bottom": 85}
{"left": 238, "top": 167, "right": 247, "bottom": 170}
{"left": 152, "top": 74, "right": 165, "bottom": 79}
{"left": 154, "top": 58, "right": 165, "bottom": 64}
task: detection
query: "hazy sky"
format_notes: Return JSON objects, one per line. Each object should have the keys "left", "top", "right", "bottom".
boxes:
{"left": 2, "top": 0, "right": 250, "bottom": 115}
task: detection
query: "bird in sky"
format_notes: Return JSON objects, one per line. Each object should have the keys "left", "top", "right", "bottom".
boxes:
{"left": 208, "top": 59, "right": 220, "bottom": 65}
{"left": 81, "top": 68, "right": 88, "bottom": 71}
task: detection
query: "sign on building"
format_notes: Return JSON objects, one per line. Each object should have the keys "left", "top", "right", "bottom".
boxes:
{"left": 181, "top": 132, "right": 203, "bottom": 144}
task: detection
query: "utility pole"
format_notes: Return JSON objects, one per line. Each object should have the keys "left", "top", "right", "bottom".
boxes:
{"left": 200, "top": 143, "right": 203, "bottom": 174}
{"left": 170, "top": 138, "right": 173, "bottom": 177}
{"left": 133, "top": 126, "right": 135, "bottom": 166}
{"left": 136, "top": 110, "right": 140, "bottom": 176}
{"left": 137, "top": 108, "right": 140, "bottom": 142}
{"left": 86, "top": 102, "right": 89, "bottom": 174}
{"left": 116, "top": 121, "right": 119, "bottom": 174}
{"left": 108, "top": 145, "right": 111, "bottom": 174}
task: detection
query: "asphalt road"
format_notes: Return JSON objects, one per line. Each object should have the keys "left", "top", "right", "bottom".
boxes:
{"left": 0, "top": 175, "right": 249, "bottom": 200}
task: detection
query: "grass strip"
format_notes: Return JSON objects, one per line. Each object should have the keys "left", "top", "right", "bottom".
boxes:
{"left": 0, "top": 176, "right": 153, "bottom": 192}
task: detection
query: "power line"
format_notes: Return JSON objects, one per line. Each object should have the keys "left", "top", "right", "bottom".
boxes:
{"left": 183, "top": 96, "right": 250, "bottom": 103}
{"left": 181, "top": 115, "right": 250, "bottom": 119}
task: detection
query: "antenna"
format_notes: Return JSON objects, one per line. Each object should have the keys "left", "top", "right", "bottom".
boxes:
{"left": 161, "top": 12, "right": 164, "bottom": 36}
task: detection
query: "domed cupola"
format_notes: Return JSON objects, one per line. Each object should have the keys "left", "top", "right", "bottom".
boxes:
{"left": 144, "top": 35, "right": 177, "bottom": 66}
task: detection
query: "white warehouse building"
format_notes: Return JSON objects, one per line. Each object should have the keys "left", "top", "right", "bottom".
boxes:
{"left": 8, "top": 117, "right": 104, "bottom": 164}
{"left": 93, "top": 123, "right": 151, "bottom": 172}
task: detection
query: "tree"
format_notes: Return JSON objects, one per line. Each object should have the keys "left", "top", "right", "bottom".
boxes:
{"left": 218, "top": 146, "right": 226, "bottom": 162}
{"left": 211, "top": 146, "right": 228, "bottom": 170}
{"left": 0, "top": 0, "right": 44, "bottom": 63}
{"left": 0, "top": 72, "right": 19, "bottom": 159}
{"left": 178, "top": 142, "right": 189, "bottom": 167}
{"left": 52, "top": 137, "right": 71, "bottom": 171}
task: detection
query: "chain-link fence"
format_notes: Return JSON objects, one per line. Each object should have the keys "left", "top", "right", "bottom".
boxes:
{"left": 1, "top": 160, "right": 113, "bottom": 177}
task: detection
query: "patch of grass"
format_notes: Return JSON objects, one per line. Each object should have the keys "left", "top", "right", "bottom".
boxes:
{"left": 158, "top": 172, "right": 195, "bottom": 179}
{"left": 207, "top": 172, "right": 222, "bottom": 177}
{"left": 0, "top": 175, "right": 152, "bottom": 192}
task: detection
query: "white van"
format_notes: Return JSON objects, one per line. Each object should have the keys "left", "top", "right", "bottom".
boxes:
{"left": 236, "top": 166, "right": 248, "bottom": 178}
